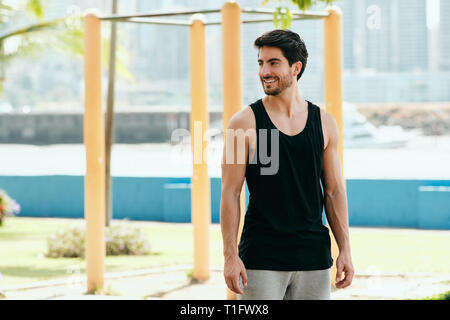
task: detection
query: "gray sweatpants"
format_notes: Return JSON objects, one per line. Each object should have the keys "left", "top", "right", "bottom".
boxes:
{"left": 238, "top": 268, "right": 331, "bottom": 300}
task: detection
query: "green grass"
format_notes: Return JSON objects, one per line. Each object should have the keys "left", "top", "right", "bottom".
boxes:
{"left": 0, "top": 217, "right": 224, "bottom": 286}
{"left": 417, "top": 290, "right": 450, "bottom": 300}
{"left": 0, "top": 217, "right": 449, "bottom": 286}
{"left": 348, "top": 228, "right": 450, "bottom": 274}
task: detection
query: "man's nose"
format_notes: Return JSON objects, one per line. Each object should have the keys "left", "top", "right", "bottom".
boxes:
{"left": 260, "top": 64, "right": 272, "bottom": 77}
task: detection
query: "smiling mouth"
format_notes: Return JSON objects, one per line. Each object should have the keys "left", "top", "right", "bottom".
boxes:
{"left": 263, "top": 78, "right": 277, "bottom": 84}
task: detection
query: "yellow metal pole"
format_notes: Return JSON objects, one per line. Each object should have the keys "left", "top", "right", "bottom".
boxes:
{"left": 221, "top": 0, "right": 244, "bottom": 300}
{"left": 190, "top": 15, "right": 211, "bottom": 282}
{"left": 324, "top": 6, "right": 343, "bottom": 287}
{"left": 83, "top": 11, "right": 105, "bottom": 294}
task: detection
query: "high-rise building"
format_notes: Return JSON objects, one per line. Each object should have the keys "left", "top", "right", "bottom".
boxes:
{"left": 396, "top": 0, "right": 428, "bottom": 71}
{"left": 360, "top": 0, "right": 394, "bottom": 71}
{"left": 337, "top": 0, "right": 357, "bottom": 70}
{"left": 6, "top": 0, "right": 446, "bottom": 108}
{"left": 336, "top": 0, "right": 428, "bottom": 72}
{"left": 440, "top": 0, "right": 450, "bottom": 70}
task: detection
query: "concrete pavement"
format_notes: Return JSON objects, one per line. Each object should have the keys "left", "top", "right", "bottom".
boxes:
{"left": 2, "top": 265, "right": 449, "bottom": 300}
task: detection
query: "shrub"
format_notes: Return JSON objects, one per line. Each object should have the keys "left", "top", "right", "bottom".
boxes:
{"left": 46, "top": 223, "right": 151, "bottom": 258}
{"left": 0, "top": 189, "right": 20, "bottom": 227}
{"left": 105, "top": 225, "right": 151, "bottom": 256}
{"left": 46, "top": 224, "right": 86, "bottom": 258}
{"left": 420, "top": 290, "right": 450, "bottom": 300}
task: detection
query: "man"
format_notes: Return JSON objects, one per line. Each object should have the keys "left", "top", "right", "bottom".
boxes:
{"left": 220, "top": 29, "right": 354, "bottom": 300}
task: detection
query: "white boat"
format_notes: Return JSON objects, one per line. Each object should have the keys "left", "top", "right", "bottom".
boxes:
{"left": 343, "top": 103, "right": 422, "bottom": 149}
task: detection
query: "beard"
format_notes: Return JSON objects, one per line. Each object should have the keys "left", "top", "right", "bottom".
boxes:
{"left": 261, "top": 73, "right": 293, "bottom": 96}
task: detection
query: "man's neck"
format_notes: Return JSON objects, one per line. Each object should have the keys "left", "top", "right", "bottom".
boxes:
{"left": 264, "top": 87, "right": 306, "bottom": 118}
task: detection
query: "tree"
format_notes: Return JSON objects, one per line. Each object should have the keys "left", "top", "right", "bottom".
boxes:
{"left": 0, "top": 0, "right": 132, "bottom": 95}
{"left": 105, "top": 0, "right": 118, "bottom": 227}
{"left": 262, "top": 0, "right": 336, "bottom": 29}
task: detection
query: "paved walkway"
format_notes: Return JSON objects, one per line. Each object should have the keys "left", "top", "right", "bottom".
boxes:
{"left": 2, "top": 265, "right": 449, "bottom": 300}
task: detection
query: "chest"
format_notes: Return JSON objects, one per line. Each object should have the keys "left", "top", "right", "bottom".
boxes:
{"left": 269, "top": 111, "right": 308, "bottom": 137}
{"left": 248, "top": 111, "right": 328, "bottom": 161}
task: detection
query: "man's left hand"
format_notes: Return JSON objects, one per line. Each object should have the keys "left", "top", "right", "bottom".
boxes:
{"left": 335, "top": 251, "right": 354, "bottom": 289}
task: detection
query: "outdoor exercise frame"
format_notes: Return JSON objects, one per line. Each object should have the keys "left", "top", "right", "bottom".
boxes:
{"left": 83, "top": 1, "right": 343, "bottom": 299}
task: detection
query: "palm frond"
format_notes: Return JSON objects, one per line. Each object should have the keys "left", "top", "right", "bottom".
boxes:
{"left": 0, "top": 14, "right": 134, "bottom": 82}
{"left": 0, "top": 3, "right": 13, "bottom": 11}
{"left": 102, "top": 32, "right": 134, "bottom": 82}
{"left": 0, "top": 17, "right": 66, "bottom": 42}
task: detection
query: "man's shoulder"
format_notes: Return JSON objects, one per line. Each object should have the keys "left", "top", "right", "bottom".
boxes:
{"left": 314, "top": 104, "right": 337, "bottom": 129}
{"left": 226, "top": 104, "right": 256, "bottom": 131}
{"left": 315, "top": 104, "right": 339, "bottom": 148}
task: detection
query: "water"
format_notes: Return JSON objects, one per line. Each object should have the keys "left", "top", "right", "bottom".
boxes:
{"left": 0, "top": 135, "right": 449, "bottom": 179}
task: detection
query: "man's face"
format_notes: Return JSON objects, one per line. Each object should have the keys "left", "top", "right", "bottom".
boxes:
{"left": 257, "top": 46, "right": 300, "bottom": 96}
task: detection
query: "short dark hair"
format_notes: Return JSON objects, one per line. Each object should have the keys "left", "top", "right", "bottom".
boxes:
{"left": 254, "top": 29, "right": 308, "bottom": 81}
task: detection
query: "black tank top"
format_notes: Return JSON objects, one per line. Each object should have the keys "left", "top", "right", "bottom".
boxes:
{"left": 238, "top": 98, "right": 333, "bottom": 271}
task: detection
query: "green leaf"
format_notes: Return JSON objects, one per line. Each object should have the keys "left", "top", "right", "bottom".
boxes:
{"left": 102, "top": 27, "right": 134, "bottom": 82}
{"left": 266, "top": 0, "right": 337, "bottom": 27}
{"left": 26, "top": 0, "right": 44, "bottom": 20}
{"left": 0, "top": 3, "right": 13, "bottom": 11}
{"left": 273, "top": 10, "right": 279, "bottom": 28}
{"left": 273, "top": 6, "right": 293, "bottom": 29}
{"left": 289, "top": 0, "right": 335, "bottom": 11}
{"left": 283, "top": 7, "right": 293, "bottom": 29}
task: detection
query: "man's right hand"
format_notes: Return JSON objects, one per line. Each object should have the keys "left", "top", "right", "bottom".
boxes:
{"left": 224, "top": 255, "right": 248, "bottom": 295}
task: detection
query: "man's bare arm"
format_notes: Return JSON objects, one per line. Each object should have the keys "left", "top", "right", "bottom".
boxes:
{"left": 321, "top": 111, "right": 354, "bottom": 289}
{"left": 220, "top": 107, "right": 254, "bottom": 294}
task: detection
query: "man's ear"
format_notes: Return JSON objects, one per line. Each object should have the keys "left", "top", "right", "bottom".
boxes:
{"left": 293, "top": 61, "right": 302, "bottom": 78}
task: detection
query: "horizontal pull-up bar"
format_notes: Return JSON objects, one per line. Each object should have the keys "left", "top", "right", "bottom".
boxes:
{"left": 113, "top": 14, "right": 329, "bottom": 26}
{"left": 208, "top": 15, "right": 329, "bottom": 25}
{"left": 119, "top": 17, "right": 192, "bottom": 26}
{"left": 100, "top": 7, "right": 329, "bottom": 23}
{"left": 241, "top": 7, "right": 329, "bottom": 18}
{"left": 100, "top": 8, "right": 221, "bottom": 21}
